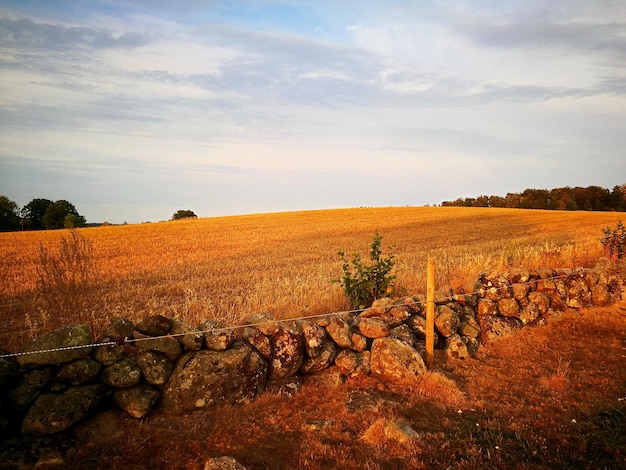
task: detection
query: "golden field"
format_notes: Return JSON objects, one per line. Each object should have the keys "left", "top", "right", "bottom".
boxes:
{"left": 0, "top": 206, "right": 623, "bottom": 348}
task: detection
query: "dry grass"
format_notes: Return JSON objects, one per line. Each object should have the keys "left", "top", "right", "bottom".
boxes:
{"left": 0, "top": 207, "right": 625, "bottom": 469}
{"left": 0, "top": 206, "right": 623, "bottom": 349}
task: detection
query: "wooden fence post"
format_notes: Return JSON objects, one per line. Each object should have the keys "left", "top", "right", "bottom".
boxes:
{"left": 425, "top": 258, "right": 435, "bottom": 370}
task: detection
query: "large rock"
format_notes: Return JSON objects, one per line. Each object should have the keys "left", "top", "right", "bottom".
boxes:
{"left": 370, "top": 337, "right": 426, "bottom": 384}
{"left": 300, "top": 339, "right": 336, "bottom": 374}
{"left": 17, "top": 324, "right": 93, "bottom": 369}
{"left": 21, "top": 384, "right": 108, "bottom": 435}
{"left": 114, "top": 384, "right": 160, "bottom": 419}
{"left": 136, "top": 351, "right": 174, "bottom": 386}
{"left": 0, "top": 350, "right": 19, "bottom": 390}
{"left": 55, "top": 358, "right": 101, "bottom": 385}
{"left": 244, "top": 313, "right": 281, "bottom": 336}
{"left": 497, "top": 298, "right": 520, "bottom": 318}
{"left": 268, "top": 327, "right": 305, "bottom": 380}
{"left": 160, "top": 343, "right": 267, "bottom": 414}
{"left": 101, "top": 357, "right": 142, "bottom": 388}
{"left": 325, "top": 317, "right": 353, "bottom": 348}
{"left": 100, "top": 317, "right": 134, "bottom": 342}
{"left": 7, "top": 368, "right": 53, "bottom": 412}
{"left": 358, "top": 317, "right": 390, "bottom": 338}
{"left": 435, "top": 304, "right": 460, "bottom": 337}
{"left": 300, "top": 321, "right": 327, "bottom": 358}
{"left": 242, "top": 327, "right": 272, "bottom": 360}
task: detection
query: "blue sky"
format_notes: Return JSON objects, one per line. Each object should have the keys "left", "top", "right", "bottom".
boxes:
{"left": 1, "top": 0, "right": 625, "bottom": 223}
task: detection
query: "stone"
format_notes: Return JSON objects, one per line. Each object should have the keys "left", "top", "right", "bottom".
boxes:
{"left": 135, "top": 314, "right": 172, "bottom": 336}
{"left": 362, "top": 418, "right": 420, "bottom": 447}
{"left": 405, "top": 314, "right": 439, "bottom": 346}
{"left": 114, "top": 384, "right": 160, "bottom": 419}
{"left": 350, "top": 333, "right": 368, "bottom": 352}
{"left": 389, "top": 324, "right": 420, "bottom": 349}
{"left": 160, "top": 343, "right": 267, "bottom": 414}
{"left": 568, "top": 277, "right": 591, "bottom": 308}
{"left": 528, "top": 291, "right": 551, "bottom": 315}
{"left": 7, "top": 368, "right": 53, "bottom": 412}
{"left": 300, "top": 321, "right": 327, "bottom": 358}
{"left": 385, "top": 305, "right": 411, "bottom": 327}
{"left": 358, "top": 317, "right": 390, "bottom": 338}
{"left": 132, "top": 331, "right": 182, "bottom": 361}
{"left": 511, "top": 282, "right": 531, "bottom": 300}
{"left": 101, "top": 357, "right": 142, "bottom": 388}
{"left": 497, "top": 298, "right": 520, "bottom": 318}
{"left": 352, "top": 350, "right": 371, "bottom": 377}
{"left": 395, "top": 296, "right": 423, "bottom": 315}
{"left": 242, "top": 327, "right": 272, "bottom": 360}
{"left": 101, "top": 317, "right": 134, "bottom": 342}
{"left": 458, "top": 321, "right": 480, "bottom": 339}
{"left": 55, "top": 358, "right": 101, "bottom": 385}
{"left": 199, "top": 320, "right": 236, "bottom": 351}
{"left": 536, "top": 279, "right": 557, "bottom": 294}
{"left": 435, "top": 304, "right": 460, "bottom": 337}
{"left": 335, "top": 349, "right": 358, "bottom": 376}
{"left": 520, "top": 301, "right": 541, "bottom": 325}
{"left": 479, "top": 315, "right": 523, "bottom": 344}
{"left": 21, "top": 384, "right": 108, "bottom": 435}
{"left": 476, "top": 299, "right": 498, "bottom": 318}
{"left": 171, "top": 318, "right": 204, "bottom": 351}
{"left": 325, "top": 317, "right": 353, "bottom": 349}
{"left": 300, "top": 339, "right": 336, "bottom": 374}
{"left": 204, "top": 456, "right": 248, "bottom": 470}
{"left": 244, "top": 313, "right": 281, "bottom": 336}
{"left": 17, "top": 324, "right": 93, "bottom": 369}
{"left": 591, "top": 284, "right": 611, "bottom": 306}
{"left": 370, "top": 337, "right": 426, "bottom": 384}
{"left": 268, "top": 328, "right": 305, "bottom": 380}
{"left": 445, "top": 334, "right": 470, "bottom": 360}
{"left": 92, "top": 339, "right": 124, "bottom": 366}
{"left": 136, "top": 351, "right": 174, "bottom": 386}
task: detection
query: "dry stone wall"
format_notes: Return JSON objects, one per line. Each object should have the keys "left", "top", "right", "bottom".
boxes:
{"left": 0, "top": 258, "right": 622, "bottom": 437}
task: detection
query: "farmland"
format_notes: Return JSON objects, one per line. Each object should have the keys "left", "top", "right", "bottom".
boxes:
{"left": 1, "top": 206, "right": 625, "bottom": 469}
{"left": 0, "top": 206, "right": 623, "bottom": 349}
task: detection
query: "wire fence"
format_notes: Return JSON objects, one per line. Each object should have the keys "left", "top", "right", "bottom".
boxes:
{"left": 0, "top": 269, "right": 587, "bottom": 360}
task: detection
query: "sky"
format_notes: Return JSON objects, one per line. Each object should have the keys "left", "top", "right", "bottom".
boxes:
{"left": 1, "top": 0, "right": 625, "bottom": 224}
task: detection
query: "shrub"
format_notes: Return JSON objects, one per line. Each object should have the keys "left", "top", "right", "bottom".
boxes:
{"left": 333, "top": 233, "right": 397, "bottom": 309}
{"left": 600, "top": 221, "right": 625, "bottom": 261}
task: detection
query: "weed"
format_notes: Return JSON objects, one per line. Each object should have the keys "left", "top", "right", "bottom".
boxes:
{"left": 333, "top": 233, "right": 397, "bottom": 309}
{"left": 36, "top": 228, "right": 100, "bottom": 334}
{"left": 600, "top": 220, "right": 626, "bottom": 261}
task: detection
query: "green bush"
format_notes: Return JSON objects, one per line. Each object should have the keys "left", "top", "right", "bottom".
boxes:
{"left": 333, "top": 233, "right": 397, "bottom": 309}
{"left": 600, "top": 221, "right": 625, "bottom": 261}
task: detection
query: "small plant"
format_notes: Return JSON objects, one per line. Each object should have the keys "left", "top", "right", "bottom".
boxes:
{"left": 600, "top": 221, "right": 625, "bottom": 261}
{"left": 37, "top": 228, "right": 100, "bottom": 332}
{"left": 333, "top": 233, "right": 397, "bottom": 309}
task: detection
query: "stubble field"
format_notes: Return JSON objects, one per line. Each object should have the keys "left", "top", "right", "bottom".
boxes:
{"left": 1, "top": 206, "right": 625, "bottom": 469}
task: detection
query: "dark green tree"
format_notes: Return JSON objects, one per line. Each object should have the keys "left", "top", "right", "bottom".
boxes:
{"left": 42, "top": 200, "right": 85, "bottom": 230}
{"left": 0, "top": 195, "right": 21, "bottom": 231}
{"left": 171, "top": 210, "right": 197, "bottom": 220}
{"left": 22, "top": 198, "right": 53, "bottom": 230}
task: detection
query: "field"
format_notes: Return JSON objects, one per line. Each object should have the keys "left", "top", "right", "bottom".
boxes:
{"left": 0, "top": 206, "right": 624, "bottom": 348}
{"left": 1, "top": 207, "right": 625, "bottom": 469}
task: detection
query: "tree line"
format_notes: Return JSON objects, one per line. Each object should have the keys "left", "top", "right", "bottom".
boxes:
{"left": 0, "top": 196, "right": 87, "bottom": 232}
{"left": 441, "top": 185, "right": 626, "bottom": 211}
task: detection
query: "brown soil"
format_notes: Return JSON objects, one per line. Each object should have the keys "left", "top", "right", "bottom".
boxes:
{"left": 2, "top": 301, "right": 625, "bottom": 470}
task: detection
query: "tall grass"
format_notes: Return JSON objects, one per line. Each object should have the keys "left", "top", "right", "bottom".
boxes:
{"left": 0, "top": 207, "right": 622, "bottom": 348}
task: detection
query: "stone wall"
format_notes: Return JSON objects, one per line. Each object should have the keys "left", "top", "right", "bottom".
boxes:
{"left": 0, "top": 258, "right": 622, "bottom": 437}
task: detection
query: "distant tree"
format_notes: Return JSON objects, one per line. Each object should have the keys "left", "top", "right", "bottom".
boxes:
{"left": 0, "top": 195, "right": 21, "bottom": 231}
{"left": 42, "top": 200, "right": 85, "bottom": 230}
{"left": 22, "top": 198, "right": 53, "bottom": 230}
{"left": 171, "top": 209, "right": 197, "bottom": 220}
